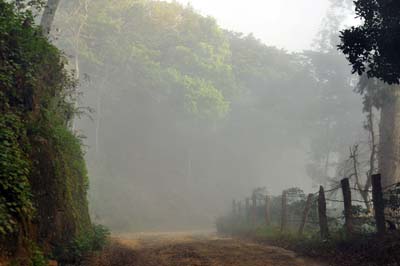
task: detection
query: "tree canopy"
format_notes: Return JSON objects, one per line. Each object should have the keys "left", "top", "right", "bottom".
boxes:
{"left": 339, "top": 0, "right": 400, "bottom": 84}
{"left": 51, "top": 0, "right": 363, "bottom": 231}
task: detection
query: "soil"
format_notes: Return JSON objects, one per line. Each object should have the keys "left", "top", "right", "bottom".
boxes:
{"left": 108, "top": 231, "right": 327, "bottom": 266}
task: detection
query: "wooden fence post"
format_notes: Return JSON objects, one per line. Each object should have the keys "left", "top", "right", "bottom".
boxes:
{"left": 281, "top": 191, "right": 288, "bottom": 232}
{"left": 318, "top": 186, "right": 329, "bottom": 239}
{"left": 252, "top": 193, "right": 257, "bottom": 225}
{"left": 245, "top": 197, "right": 250, "bottom": 221}
{"left": 341, "top": 178, "right": 353, "bottom": 236}
{"left": 298, "top": 193, "right": 313, "bottom": 235}
{"left": 372, "top": 174, "right": 386, "bottom": 236}
{"left": 265, "top": 195, "right": 271, "bottom": 226}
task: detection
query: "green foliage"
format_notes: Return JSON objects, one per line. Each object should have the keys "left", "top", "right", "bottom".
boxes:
{"left": 10, "top": 240, "right": 47, "bottom": 266}
{"left": 0, "top": 113, "right": 33, "bottom": 236}
{"left": 0, "top": 0, "right": 92, "bottom": 261}
{"left": 339, "top": 0, "right": 400, "bottom": 84}
{"left": 253, "top": 225, "right": 323, "bottom": 248}
{"left": 256, "top": 226, "right": 400, "bottom": 266}
{"left": 52, "top": 0, "right": 361, "bottom": 231}
{"left": 218, "top": 187, "right": 400, "bottom": 266}
{"left": 10, "top": 0, "right": 45, "bottom": 11}
{"left": 91, "top": 224, "right": 110, "bottom": 251}
{"left": 62, "top": 224, "right": 110, "bottom": 262}
{"left": 183, "top": 77, "right": 230, "bottom": 120}
{"left": 39, "top": 106, "right": 90, "bottom": 222}
{"left": 0, "top": 1, "right": 41, "bottom": 237}
{"left": 56, "top": 0, "right": 236, "bottom": 121}
{"left": 29, "top": 242, "right": 47, "bottom": 266}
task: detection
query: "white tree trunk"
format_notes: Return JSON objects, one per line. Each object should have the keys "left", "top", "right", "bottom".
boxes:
{"left": 40, "top": 0, "right": 61, "bottom": 36}
{"left": 95, "top": 91, "right": 102, "bottom": 155}
{"left": 70, "top": 53, "right": 80, "bottom": 131}
{"left": 379, "top": 87, "right": 400, "bottom": 188}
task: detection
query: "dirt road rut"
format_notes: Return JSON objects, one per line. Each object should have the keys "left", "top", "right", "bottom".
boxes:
{"left": 114, "top": 232, "right": 324, "bottom": 266}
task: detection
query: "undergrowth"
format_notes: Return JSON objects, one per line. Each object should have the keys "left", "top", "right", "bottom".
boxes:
{"left": 219, "top": 219, "right": 400, "bottom": 266}
{"left": 0, "top": 0, "right": 101, "bottom": 263}
{"left": 0, "top": 113, "right": 33, "bottom": 236}
{"left": 61, "top": 224, "right": 110, "bottom": 263}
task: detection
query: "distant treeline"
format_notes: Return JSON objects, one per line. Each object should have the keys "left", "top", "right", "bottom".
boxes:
{"left": 50, "top": 0, "right": 365, "bottom": 231}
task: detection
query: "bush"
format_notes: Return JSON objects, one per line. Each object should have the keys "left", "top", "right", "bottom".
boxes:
{"left": 58, "top": 224, "right": 110, "bottom": 263}
{"left": 29, "top": 242, "right": 47, "bottom": 266}
{"left": 10, "top": 241, "right": 47, "bottom": 266}
{"left": 92, "top": 224, "right": 111, "bottom": 251}
{"left": 0, "top": 113, "right": 33, "bottom": 236}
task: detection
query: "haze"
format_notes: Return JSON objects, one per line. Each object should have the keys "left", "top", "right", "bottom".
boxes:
{"left": 5, "top": 0, "right": 400, "bottom": 264}
{"left": 51, "top": 0, "right": 363, "bottom": 232}
{"left": 172, "top": 0, "right": 331, "bottom": 51}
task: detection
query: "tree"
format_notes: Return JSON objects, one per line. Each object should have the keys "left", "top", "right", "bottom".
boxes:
{"left": 304, "top": 0, "right": 364, "bottom": 186}
{"left": 40, "top": 0, "right": 61, "bottom": 36}
{"left": 339, "top": 0, "right": 400, "bottom": 187}
{"left": 51, "top": 0, "right": 326, "bottom": 231}
{"left": 338, "top": 0, "right": 400, "bottom": 84}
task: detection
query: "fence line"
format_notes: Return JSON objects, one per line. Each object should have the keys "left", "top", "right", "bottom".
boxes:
{"left": 229, "top": 174, "right": 400, "bottom": 239}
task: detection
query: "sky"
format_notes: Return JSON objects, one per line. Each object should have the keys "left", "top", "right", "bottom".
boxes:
{"left": 173, "top": 0, "right": 331, "bottom": 52}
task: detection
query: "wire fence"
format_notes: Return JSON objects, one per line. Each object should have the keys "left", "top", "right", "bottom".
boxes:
{"left": 223, "top": 174, "right": 400, "bottom": 238}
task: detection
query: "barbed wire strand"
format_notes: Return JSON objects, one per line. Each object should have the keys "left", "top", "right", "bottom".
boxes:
{"left": 326, "top": 199, "right": 344, "bottom": 203}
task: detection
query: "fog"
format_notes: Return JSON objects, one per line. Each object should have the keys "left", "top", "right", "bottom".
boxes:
{"left": 52, "top": 0, "right": 364, "bottom": 232}
{"left": 171, "top": 0, "right": 331, "bottom": 51}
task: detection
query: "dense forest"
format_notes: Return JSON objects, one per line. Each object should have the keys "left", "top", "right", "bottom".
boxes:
{"left": 52, "top": 0, "right": 366, "bottom": 231}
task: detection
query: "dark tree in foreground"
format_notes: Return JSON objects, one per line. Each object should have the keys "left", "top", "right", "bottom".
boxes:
{"left": 339, "top": 0, "right": 400, "bottom": 187}
{"left": 339, "top": 0, "right": 400, "bottom": 84}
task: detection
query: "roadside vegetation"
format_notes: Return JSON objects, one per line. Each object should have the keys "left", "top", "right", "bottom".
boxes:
{"left": 217, "top": 184, "right": 400, "bottom": 266}
{"left": 2, "top": 0, "right": 400, "bottom": 265}
{"left": 219, "top": 1, "right": 400, "bottom": 265}
{"left": 0, "top": 1, "right": 109, "bottom": 264}
{"left": 220, "top": 223, "right": 400, "bottom": 266}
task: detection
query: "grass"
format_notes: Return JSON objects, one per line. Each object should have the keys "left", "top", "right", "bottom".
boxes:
{"left": 219, "top": 220, "right": 400, "bottom": 266}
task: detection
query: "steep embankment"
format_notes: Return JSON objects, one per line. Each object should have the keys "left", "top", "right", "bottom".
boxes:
{"left": 0, "top": 1, "right": 94, "bottom": 264}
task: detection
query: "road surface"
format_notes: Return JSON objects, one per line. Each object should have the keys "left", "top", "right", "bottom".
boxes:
{"left": 103, "top": 231, "right": 325, "bottom": 266}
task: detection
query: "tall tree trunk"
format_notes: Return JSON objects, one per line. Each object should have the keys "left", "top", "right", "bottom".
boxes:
{"left": 71, "top": 51, "right": 80, "bottom": 131}
{"left": 70, "top": 0, "right": 91, "bottom": 130}
{"left": 95, "top": 89, "right": 102, "bottom": 155}
{"left": 367, "top": 103, "right": 377, "bottom": 188}
{"left": 40, "top": 0, "right": 61, "bottom": 36}
{"left": 379, "top": 87, "right": 400, "bottom": 188}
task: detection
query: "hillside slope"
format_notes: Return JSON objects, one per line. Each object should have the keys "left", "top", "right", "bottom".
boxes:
{"left": 0, "top": 1, "right": 94, "bottom": 264}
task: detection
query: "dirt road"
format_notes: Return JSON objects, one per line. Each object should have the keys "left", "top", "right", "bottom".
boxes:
{"left": 109, "top": 231, "right": 325, "bottom": 266}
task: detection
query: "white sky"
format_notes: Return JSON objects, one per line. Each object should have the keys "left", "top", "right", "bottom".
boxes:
{"left": 173, "top": 0, "right": 331, "bottom": 52}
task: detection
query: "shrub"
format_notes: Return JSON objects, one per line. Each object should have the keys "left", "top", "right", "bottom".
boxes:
{"left": 91, "top": 224, "right": 110, "bottom": 251}
{"left": 29, "top": 242, "right": 47, "bottom": 266}
{"left": 10, "top": 241, "right": 47, "bottom": 266}
{"left": 58, "top": 224, "right": 110, "bottom": 263}
{"left": 0, "top": 113, "right": 33, "bottom": 236}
